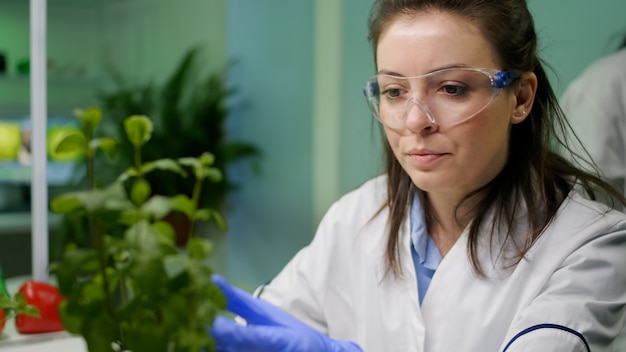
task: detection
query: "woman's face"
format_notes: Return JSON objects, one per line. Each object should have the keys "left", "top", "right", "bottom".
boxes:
{"left": 377, "top": 11, "right": 521, "bottom": 201}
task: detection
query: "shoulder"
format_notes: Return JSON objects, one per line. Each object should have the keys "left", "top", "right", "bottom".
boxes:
{"left": 309, "top": 174, "right": 392, "bottom": 261}
{"left": 529, "top": 190, "right": 626, "bottom": 268}
{"left": 322, "top": 174, "right": 389, "bottom": 223}
{"left": 558, "top": 191, "right": 626, "bottom": 231}
{"left": 503, "top": 192, "right": 626, "bottom": 350}
{"left": 539, "top": 191, "right": 626, "bottom": 252}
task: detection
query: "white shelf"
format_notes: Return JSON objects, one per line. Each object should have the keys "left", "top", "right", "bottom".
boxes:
{"left": 0, "top": 212, "right": 62, "bottom": 234}
{"left": 0, "top": 162, "right": 80, "bottom": 186}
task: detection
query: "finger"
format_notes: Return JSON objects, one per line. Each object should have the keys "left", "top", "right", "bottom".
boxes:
{"left": 211, "top": 315, "right": 293, "bottom": 352}
{"left": 211, "top": 274, "right": 289, "bottom": 325}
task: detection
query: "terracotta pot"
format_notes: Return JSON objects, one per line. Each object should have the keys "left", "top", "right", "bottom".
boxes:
{"left": 163, "top": 211, "right": 190, "bottom": 247}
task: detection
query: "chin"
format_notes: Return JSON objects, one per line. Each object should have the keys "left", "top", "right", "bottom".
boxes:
{"left": 409, "top": 175, "right": 444, "bottom": 193}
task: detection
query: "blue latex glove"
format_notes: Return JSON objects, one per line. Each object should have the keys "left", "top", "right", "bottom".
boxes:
{"left": 210, "top": 274, "right": 363, "bottom": 352}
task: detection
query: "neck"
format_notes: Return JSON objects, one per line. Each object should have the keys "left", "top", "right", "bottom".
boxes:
{"left": 425, "top": 192, "right": 476, "bottom": 256}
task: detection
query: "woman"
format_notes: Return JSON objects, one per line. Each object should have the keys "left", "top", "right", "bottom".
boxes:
{"left": 211, "top": 0, "right": 626, "bottom": 351}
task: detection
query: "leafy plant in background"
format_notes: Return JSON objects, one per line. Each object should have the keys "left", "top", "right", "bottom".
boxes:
{"left": 49, "top": 108, "right": 226, "bottom": 352}
{"left": 98, "top": 46, "right": 260, "bottom": 212}
{"left": 53, "top": 46, "right": 260, "bottom": 256}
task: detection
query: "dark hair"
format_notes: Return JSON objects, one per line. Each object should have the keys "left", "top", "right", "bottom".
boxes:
{"left": 367, "top": 0, "right": 626, "bottom": 276}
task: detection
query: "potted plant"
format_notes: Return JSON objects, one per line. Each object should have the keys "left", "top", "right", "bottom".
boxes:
{"left": 95, "top": 46, "right": 260, "bottom": 245}
{"left": 49, "top": 107, "right": 226, "bottom": 352}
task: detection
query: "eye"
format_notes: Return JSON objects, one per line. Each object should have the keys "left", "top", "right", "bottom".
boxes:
{"left": 440, "top": 84, "right": 469, "bottom": 97}
{"left": 381, "top": 88, "right": 403, "bottom": 99}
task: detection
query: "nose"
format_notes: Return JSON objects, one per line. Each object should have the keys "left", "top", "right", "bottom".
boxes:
{"left": 404, "top": 98, "right": 437, "bottom": 132}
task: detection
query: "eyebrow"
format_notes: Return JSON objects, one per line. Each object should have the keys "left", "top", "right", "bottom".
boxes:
{"left": 377, "top": 63, "right": 471, "bottom": 77}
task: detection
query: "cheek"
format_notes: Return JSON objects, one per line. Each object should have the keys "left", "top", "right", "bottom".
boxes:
{"left": 383, "top": 127, "right": 412, "bottom": 169}
{"left": 450, "top": 104, "right": 511, "bottom": 160}
{"left": 383, "top": 127, "right": 401, "bottom": 153}
{"left": 464, "top": 111, "right": 512, "bottom": 167}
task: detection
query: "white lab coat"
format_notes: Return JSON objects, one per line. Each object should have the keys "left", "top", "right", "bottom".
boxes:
{"left": 561, "top": 48, "right": 626, "bottom": 194}
{"left": 258, "top": 175, "right": 626, "bottom": 351}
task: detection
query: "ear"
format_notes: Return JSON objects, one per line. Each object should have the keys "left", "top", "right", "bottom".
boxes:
{"left": 510, "top": 72, "right": 537, "bottom": 124}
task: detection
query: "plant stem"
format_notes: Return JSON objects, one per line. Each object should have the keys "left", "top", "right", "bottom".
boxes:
{"left": 187, "top": 264, "right": 199, "bottom": 352}
{"left": 187, "top": 177, "right": 204, "bottom": 239}
{"left": 134, "top": 146, "right": 143, "bottom": 177}
{"left": 85, "top": 136, "right": 113, "bottom": 313}
{"left": 92, "top": 217, "right": 114, "bottom": 314}
{"left": 86, "top": 151, "right": 95, "bottom": 190}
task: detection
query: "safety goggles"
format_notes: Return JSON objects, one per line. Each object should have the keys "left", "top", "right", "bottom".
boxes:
{"left": 363, "top": 68, "right": 520, "bottom": 128}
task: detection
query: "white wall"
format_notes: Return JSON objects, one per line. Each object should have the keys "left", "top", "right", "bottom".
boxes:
{"left": 99, "top": 0, "right": 227, "bottom": 84}
{"left": 529, "top": 0, "right": 626, "bottom": 96}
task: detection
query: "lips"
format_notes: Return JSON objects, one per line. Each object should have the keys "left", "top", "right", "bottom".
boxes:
{"left": 406, "top": 149, "right": 447, "bottom": 165}
{"left": 407, "top": 148, "right": 446, "bottom": 157}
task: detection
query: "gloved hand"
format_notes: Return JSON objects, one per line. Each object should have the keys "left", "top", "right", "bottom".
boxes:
{"left": 210, "top": 274, "right": 363, "bottom": 352}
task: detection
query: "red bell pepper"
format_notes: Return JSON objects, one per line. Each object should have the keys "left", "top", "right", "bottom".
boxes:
{"left": 15, "top": 280, "right": 65, "bottom": 334}
{"left": 0, "top": 308, "right": 5, "bottom": 334}
{"left": 0, "top": 267, "right": 40, "bottom": 335}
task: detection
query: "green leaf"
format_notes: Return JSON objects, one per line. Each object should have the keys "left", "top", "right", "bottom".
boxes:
{"left": 151, "top": 221, "right": 176, "bottom": 244}
{"left": 207, "top": 282, "right": 227, "bottom": 311}
{"left": 163, "top": 255, "right": 189, "bottom": 280}
{"left": 90, "top": 136, "right": 118, "bottom": 159}
{"left": 195, "top": 208, "right": 227, "bottom": 231}
{"left": 50, "top": 193, "right": 84, "bottom": 213}
{"left": 205, "top": 167, "right": 223, "bottom": 183}
{"left": 52, "top": 129, "right": 88, "bottom": 156}
{"left": 0, "top": 266, "right": 9, "bottom": 298}
{"left": 118, "top": 208, "right": 147, "bottom": 226}
{"left": 51, "top": 182, "right": 130, "bottom": 214}
{"left": 194, "top": 209, "right": 211, "bottom": 222}
{"left": 58, "top": 300, "right": 82, "bottom": 334}
{"left": 0, "top": 293, "right": 39, "bottom": 317}
{"left": 125, "top": 220, "right": 176, "bottom": 254}
{"left": 120, "top": 321, "right": 170, "bottom": 352}
{"left": 74, "top": 107, "right": 103, "bottom": 136}
{"left": 186, "top": 238, "right": 214, "bottom": 260}
{"left": 124, "top": 115, "right": 153, "bottom": 147}
{"left": 173, "top": 328, "right": 214, "bottom": 351}
{"left": 199, "top": 151, "right": 216, "bottom": 166}
{"left": 178, "top": 156, "right": 201, "bottom": 169}
{"left": 81, "top": 307, "right": 121, "bottom": 352}
{"left": 169, "top": 195, "right": 194, "bottom": 218}
{"left": 140, "top": 195, "right": 175, "bottom": 220}
{"left": 52, "top": 247, "right": 99, "bottom": 295}
{"left": 178, "top": 154, "right": 222, "bottom": 182}
{"left": 131, "top": 179, "right": 151, "bottom": 206}
{"left": 128, "top": 253, "right": 167, "bottom": 295}
{"left": 150, "top": 223, "right": 178, "bottom": 252}
{"left": 140, "top": 158, "right": 187, "bottom": 177}
{"left": 80, "top": 280, "right": 108, "bottom": 304}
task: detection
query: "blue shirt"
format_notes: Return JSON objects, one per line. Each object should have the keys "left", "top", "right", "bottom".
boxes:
{"left": 409, "top": 192, "right": 443, "bottom": 304}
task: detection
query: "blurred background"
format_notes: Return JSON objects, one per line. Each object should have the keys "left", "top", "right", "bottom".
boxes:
{"left": 0, "top": 0, "right": 624, "bottom": 290}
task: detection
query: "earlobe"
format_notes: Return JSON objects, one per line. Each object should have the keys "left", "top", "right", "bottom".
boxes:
{"left": 513, "top": 109, "right": 526, "bottom": 118}
{"left": 510, "top": 72, "right": 537, "bottom": 123}
{"left": 510, "top": 109, "right": 527, "bottom": 124}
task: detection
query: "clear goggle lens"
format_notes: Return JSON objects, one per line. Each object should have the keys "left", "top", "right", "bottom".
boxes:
{"left": 363, "top": 68, "right": 520, "bottom": 128}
